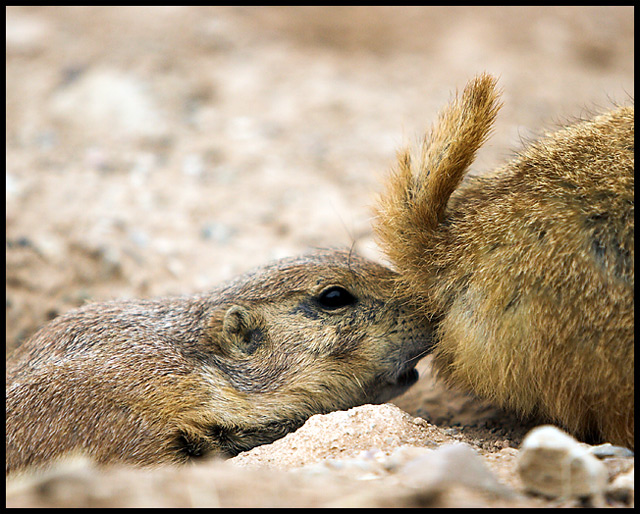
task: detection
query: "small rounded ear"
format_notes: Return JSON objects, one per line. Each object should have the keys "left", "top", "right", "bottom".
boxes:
{"left": 223, "top": 305, "right": 251, "bottom": 337}
{"left": 219, "top": 305, "right": 265, "bottom": 356}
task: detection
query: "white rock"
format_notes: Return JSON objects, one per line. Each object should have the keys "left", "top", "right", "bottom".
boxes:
{"left": 517, "top": 425, "right": 608, "bottom": 499}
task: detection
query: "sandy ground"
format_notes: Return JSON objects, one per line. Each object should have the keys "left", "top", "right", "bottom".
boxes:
{"left": 5, "top": 6, "right": 634, "bottom": 508}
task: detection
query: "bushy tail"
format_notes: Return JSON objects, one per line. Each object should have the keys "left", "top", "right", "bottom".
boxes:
{"left": 373, "top": 74, "right": 502, "bottom": 295}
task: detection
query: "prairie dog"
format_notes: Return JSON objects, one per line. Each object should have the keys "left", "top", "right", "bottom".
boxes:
{"left": 6, "top": 249, "right": 431, "bottom": 475}
{"left": 373, "top": 74, "right": 634, "bottom": 448}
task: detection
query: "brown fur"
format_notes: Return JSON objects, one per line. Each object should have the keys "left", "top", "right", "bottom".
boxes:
{"left": 6, "top": 249, "right": 431, "bottom": 475}
{"left": 373, "top": 74, "right": 634, "bottom": 448}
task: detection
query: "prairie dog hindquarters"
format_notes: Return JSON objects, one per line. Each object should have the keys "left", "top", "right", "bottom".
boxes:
{"left": 374, "top": 74, "right": 634, "bottom": 448}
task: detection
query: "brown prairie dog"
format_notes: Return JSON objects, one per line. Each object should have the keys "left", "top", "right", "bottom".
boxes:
{"left": 373, "top": 74, "right": 634, "bottom": 448}
{"left": 6, "top": 249, "right": 431, "bottom": 475}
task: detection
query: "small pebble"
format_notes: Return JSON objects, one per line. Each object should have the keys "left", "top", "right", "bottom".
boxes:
{"left": 517, "top": 425, "right": 608, "bottom": 500}
{"left": 399, "top": 443, "right": 512, "bottom": 497}
{"left": 589, "top": 443, "right": 634, "bottom": 459}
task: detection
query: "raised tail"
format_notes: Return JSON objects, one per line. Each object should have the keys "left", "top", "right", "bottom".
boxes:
{"left": 373, "top": 74, "right": 502, "bottom": 293}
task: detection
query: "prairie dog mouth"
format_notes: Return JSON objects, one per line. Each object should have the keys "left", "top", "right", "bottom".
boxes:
{"left": 369, "top": 365, "right": 420, "bottom": 404}
{"left": 396, "top": 367, "right": 419, "bottom": 388}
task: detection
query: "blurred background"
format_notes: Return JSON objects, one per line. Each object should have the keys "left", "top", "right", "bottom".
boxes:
{"left": 6, "top": 6, "right": 634, "bottom": 356}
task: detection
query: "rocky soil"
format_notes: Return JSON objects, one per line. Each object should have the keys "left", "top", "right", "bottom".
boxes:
{"left": 6, "top": 6, "right": 634, "bottom": 508}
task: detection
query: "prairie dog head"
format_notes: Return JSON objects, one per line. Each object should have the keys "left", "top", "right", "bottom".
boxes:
{"left": 197, "top": 249, "right": 432, "bottom": 454}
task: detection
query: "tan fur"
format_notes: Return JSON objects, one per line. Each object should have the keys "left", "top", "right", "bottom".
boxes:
{"left": 374, "top": 74, "right": 634, "bottom": 448}
{"left": 6, "top": 249, "right": 431, "bottom": 475}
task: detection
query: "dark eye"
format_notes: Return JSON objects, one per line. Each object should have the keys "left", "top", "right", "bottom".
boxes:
{"left": 317, "top": 286, "right": 357, "bottom": 310}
